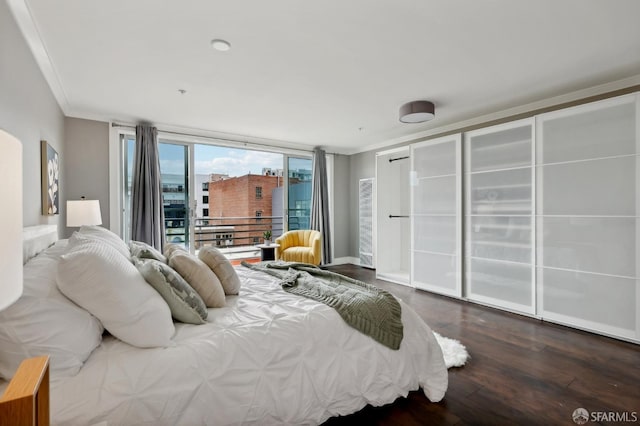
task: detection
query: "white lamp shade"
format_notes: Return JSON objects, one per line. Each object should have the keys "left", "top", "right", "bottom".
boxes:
{"left": 67, "top": 200, "right": 102, "bottom": 227}
{"left": 0, "top": 129, "right": 23, "bottom": 311}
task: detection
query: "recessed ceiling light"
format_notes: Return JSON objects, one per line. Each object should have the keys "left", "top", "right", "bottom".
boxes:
{"left": 211, "top": 39, "right": 231, "bottom": 52}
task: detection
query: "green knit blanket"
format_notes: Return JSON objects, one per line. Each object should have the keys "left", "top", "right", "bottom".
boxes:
{"left": 241, "top": 261, "right": 403, "bottom": 350}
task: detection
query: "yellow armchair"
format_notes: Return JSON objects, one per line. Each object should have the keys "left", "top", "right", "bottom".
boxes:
{"left": 275, "top": 230, "right": 322, "bottom": 265}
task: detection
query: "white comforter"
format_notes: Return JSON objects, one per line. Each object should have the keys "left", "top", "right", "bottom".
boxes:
{"left": 51, "top": 265, "right": 448, "bottom": 425}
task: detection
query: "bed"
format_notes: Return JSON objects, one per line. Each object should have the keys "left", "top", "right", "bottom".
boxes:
{"left": 0, "top": 225, "right": 450, "bottom": 425}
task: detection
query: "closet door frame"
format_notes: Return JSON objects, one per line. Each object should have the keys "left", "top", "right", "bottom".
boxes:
{"left": 536, "top": 93, "right": 639, "bottom": 342}
{"left": 464, "top": 118, "right": 537, "bottom": 315}
{"left": 375, "top": 146, "right": 412, "bottom": 286}
{"left": 410, "top": 134, "right": 462, "bottom": 297}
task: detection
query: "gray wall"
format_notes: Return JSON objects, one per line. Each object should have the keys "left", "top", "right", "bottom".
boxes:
{"left": 64, "top": 117, "right": 110, "bottom": 236}
{"left": 332, "top": 154, "right": 350, "bottom": 258}
{"left": 0, "top": 2, "right": 65, "bottom": 234}
{"left": 348, "top": 150, "right": 376, "bottom": 258}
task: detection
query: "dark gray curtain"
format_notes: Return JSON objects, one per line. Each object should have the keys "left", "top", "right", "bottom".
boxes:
{"left": 310, "top": 147, "right": 332, "bottom": 264}
{"left": 131, "top": 124, "right": 164, "bottom": 250}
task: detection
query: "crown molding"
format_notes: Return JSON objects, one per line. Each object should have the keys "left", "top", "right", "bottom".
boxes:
{"left": 7, "top": 0, "right": 70, "bottom": 114}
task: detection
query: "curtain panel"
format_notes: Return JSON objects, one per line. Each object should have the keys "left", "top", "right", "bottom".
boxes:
{"left": 131, "top": 125, "right": 165, "bottom": 250}
{"left": 310, "top": 147, "right": 332, "bottom": 264}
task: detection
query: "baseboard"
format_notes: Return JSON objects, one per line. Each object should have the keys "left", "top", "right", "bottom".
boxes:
{"left": 326, "top": 256, "right": 360, "bottom": 266}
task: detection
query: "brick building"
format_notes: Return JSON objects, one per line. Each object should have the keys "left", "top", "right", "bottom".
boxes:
{"left": 208, "top": 174, "right": 283, "bottom": 245}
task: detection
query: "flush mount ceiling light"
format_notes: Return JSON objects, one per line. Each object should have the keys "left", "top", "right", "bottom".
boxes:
{"left": 211, "top": 39, "right": 231, "bottom": 51}
{"left": 399, "top": 100, "right": 435, "bottom": 123}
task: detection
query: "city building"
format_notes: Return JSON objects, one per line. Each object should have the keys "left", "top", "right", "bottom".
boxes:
{"left": 206, "top": 174, "right": 283, "bottom": 247}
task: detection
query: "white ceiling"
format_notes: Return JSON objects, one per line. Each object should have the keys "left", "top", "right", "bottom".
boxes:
{"left": 11, "top": 0, "right": 640, "bottom": 153}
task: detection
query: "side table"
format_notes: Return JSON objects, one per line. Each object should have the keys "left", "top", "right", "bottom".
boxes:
{"left": 255, "top": 243, "right": 280, "bottom": 261}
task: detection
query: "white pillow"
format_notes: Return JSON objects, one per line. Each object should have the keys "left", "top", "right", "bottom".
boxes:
{"left": 75, "top": 225, "right": 131, "bottom": 259}
{"left": 169, "top": 252, "right": 226, "bottom": 308}
{"left": 57, "top": 240, "right": 175, "bottom": 348}
{"left": 198, "top": 246, "right": 241, "bottom": 295}
{"left": 0, "top": 240, "right": 103, "bottom": 379}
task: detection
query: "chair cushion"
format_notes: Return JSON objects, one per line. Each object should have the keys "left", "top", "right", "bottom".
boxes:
{"left": 280, "top": 247, "right": 316, "bottom": 264}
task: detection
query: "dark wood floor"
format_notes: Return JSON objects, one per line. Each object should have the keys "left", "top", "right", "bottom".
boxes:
{"left": 322, "top": 264, "right": 640, "bottom": 426}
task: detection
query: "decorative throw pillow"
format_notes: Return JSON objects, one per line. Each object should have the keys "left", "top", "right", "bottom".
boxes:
{"left": 135, "top": 258, "right": 208, "bottom": 324}
{"left": 57, "top": 240, "right": 175, "bottom": 348}
{"left": 164, "top": 242, "right": 187, "bottom": 259}
{"left": 130, "top": 240, "right": 167, "bottom": 263}
{"left": 0, "top": 240, "right": 103, "bottom": 380}
{"left": 169, "top": 252, "right": 226, "bottom": 308}
{"left": 74, "top": 225, "right": 131, "bottom": 259}
{"left": 198, "top": 246, "right": 241, "bottom": 295}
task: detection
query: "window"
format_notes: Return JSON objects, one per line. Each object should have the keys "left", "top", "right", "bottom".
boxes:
{"left": 121, "top": 135, "right": 315, "bottom": 260}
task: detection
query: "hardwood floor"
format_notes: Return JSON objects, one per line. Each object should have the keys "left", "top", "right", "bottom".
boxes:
{"left": 322, "top": 265, "right": 640, "bottom": 426}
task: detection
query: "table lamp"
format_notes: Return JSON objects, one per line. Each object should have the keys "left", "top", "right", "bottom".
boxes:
{"left": 67, "top": 197, "right": 102, "bottom": 227}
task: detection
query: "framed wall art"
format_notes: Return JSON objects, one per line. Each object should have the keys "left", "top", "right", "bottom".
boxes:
{"left": 41, "top": 140, "right": 59, "bottom": 215}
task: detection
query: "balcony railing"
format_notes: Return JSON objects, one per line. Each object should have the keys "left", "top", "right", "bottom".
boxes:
{"left": 164, "top": 213, "right": 311, "bottom": 260}
{"left": 164, "top": 215, "right": 285, "bottom": 261}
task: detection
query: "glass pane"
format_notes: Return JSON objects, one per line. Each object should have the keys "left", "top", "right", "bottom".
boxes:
{"left": 468, "top": 216, "right": 531, "bottom": 263}
{"left": 540, "top": 267, "right": 636, "bottom": 331}
{"left": 537, "top": 156, "right": 638, "bottom": 216}
{"left": 467, "top": 258, "right": 532, "bottom": 307}
{"left": 414, "top": 252, "right": 457, "bottom": 291}
{"left": 413, "top": 141, "right": 456, "bottom": 178}
{"left": 538, "top": 217, "right": 638, "bottom": 278}
{"left": 469, "top": 168, "right": 532, "bottom": 215}
{"left": 413, "top": 175, "right": 456, "bottom": 214}
{"left": 193, "top": 145, "right": 284, "bottom": 260}
{"left": 287, "top": 157, "right": 312, "bottom": 231}
{"left": 414, "top": 216, "right": 456, "bottom": 254}
{"left": 159, "top": 143, "right": 189, "bottom": 248}
{"left": 468, "top": 125, "right": 532, "bottom": 172}
{"left": 539, "top": 101, "right": 636, "bottom": 165}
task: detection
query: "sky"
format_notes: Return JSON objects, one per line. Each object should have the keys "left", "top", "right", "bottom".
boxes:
{"left": 127, "top": 138, "right": 309, "bottom": 177}
{"left": 161, "top": 144, "right": 283, "bottom": 177}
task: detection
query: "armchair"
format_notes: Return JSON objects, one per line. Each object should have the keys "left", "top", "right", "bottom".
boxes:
{"left": 275, "top": 230, "right": 321, "bottom": 265}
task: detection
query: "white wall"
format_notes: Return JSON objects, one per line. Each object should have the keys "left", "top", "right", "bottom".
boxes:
{"left": 0, "top": 1, "right": 65, "bottom": 234}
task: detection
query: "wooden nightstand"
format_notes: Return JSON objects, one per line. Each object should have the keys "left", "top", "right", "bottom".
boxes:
{"left": 0, "top": 356, "right": 50, "bottom": 426}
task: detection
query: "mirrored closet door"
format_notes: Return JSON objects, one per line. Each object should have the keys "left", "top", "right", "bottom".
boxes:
{"left": 537, "top": 93, "right": 639, "bottom": 341}
{"left": 464, "top": 119, "right": 535, "bottom": 314}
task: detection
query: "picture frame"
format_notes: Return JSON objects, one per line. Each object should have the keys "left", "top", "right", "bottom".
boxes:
{"left": 41, "top": 140, "right": 59, "bottom": 215}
